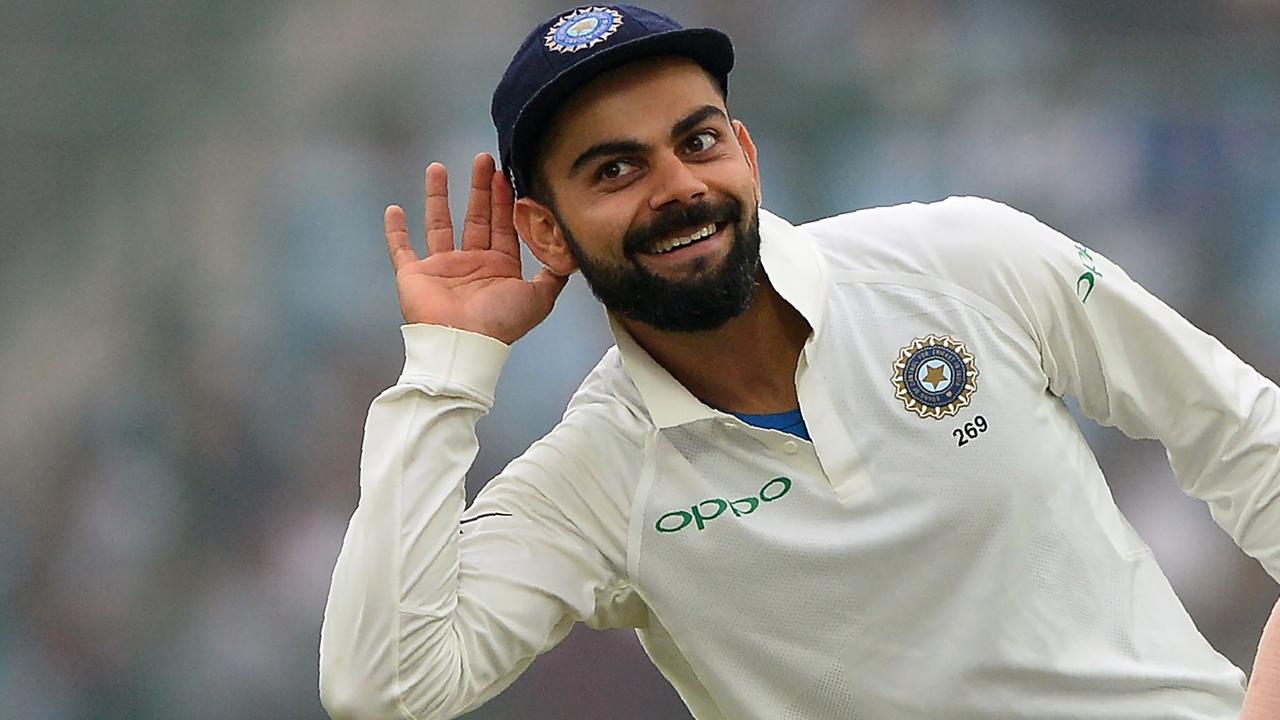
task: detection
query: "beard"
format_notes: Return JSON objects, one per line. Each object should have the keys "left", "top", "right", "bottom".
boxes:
{"left": 556, "top": 195, "right": 762, "bottom": 333}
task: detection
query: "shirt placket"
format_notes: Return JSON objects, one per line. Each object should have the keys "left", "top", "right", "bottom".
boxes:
{"left": 796, "top": 343, "right": 874, "bottom": 504}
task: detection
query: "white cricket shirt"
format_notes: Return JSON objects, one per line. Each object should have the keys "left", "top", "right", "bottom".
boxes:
{"left": 320, "top": 197, "right": 1280, "bottom": 719}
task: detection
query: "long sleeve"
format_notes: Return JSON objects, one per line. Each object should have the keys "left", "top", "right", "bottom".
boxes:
{"left": 927, "top": 197, "right": 1280, "bottom": 581}
{"left": 319, "top": 324, "right": 636, "bottom": 720}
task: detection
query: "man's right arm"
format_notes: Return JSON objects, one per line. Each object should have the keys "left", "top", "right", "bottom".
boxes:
{"left": 319, "top": 323, "right": 634, "bottom": 719}
{"left": 321, "top": 155, "right": 611, "bottom": 718}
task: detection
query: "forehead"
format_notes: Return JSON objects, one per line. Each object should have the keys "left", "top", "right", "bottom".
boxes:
{"left": 542, "top": 57, "right": 726, "bottom": 157}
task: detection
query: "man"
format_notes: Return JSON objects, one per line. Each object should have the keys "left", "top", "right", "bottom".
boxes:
{"left": 319, "top": 5, "right": 1278, "bottom": 718}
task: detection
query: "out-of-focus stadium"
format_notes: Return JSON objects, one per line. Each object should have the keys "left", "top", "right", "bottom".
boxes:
{"left": 3, "top": 1, "right": 1278, "bottom": 717}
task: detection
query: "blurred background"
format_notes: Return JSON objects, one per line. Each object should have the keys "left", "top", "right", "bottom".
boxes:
{"left": 3, "top": 0, "right": 1279, "bottom": 717}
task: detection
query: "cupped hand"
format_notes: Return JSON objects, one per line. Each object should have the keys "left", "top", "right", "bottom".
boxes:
{"left": 384, "top": 153, "right": 567, "bottom": 345}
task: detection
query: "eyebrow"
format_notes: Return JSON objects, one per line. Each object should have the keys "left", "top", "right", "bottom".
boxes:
{"left": 670, "top": 104, "right": 727, "bottom": 142}
{"left": 568, "top": 140, "right": 647, "bottom": 178}
{"left": 567, "top": 104, "right": 730, "bottom": 178}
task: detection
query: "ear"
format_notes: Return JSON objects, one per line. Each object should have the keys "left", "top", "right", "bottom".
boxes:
{"left": 732, "top": 119, "right": 762, "bottom": 206}
{"left": 514, "top": 197, "right": 578, "bottom": 277}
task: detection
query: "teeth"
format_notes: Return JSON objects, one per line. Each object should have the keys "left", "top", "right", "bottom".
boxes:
{"left": 651, "top": 224, "right": 717, "bottom": 254}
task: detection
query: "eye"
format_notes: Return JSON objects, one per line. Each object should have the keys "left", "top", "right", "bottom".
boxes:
{"left": 683, "top": 130, "right": 719, "bottom": 154}
{"left": 596, "top": 159, "right": 637, "bottom": 182}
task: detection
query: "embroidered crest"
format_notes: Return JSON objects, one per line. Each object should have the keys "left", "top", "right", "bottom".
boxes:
{"left": 544, "top": 6, "right": 624, "bottom": 53}
{"left": 891, "top": 334, "right": 979, "bottom": 420}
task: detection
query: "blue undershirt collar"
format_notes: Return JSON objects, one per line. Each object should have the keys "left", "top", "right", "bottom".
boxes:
{"left": 730, "top": 408, "right": 810, "bottom": 441}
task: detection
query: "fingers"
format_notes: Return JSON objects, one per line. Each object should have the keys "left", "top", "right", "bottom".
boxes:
{"left": 424, "top": 163, "right": 454, "bottom": 255}
{"left": 490, "top": 165, "right": 520, "bottom": 259}
{"left": 461, "top": 153, "right": 495, "bottom": 251}
{"left": 384, "top": 205, "right": 418, "bottom": 272}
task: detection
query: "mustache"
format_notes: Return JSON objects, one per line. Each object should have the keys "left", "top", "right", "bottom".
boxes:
{"left": 622, "top": 196, "right": 743, "bottom": 256}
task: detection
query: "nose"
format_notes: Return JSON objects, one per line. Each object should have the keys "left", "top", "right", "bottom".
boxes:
{"left": 647, "top": 152, "right": 708, "bottom": 211}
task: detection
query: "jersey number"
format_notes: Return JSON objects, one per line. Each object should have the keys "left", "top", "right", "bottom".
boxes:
{"left": 953, "top": 415, "right": 989, "bottom": 447}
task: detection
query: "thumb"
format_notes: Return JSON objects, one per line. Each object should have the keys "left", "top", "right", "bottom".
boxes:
{"left": 529, "top": 266, "right": 570, "bottom": 314}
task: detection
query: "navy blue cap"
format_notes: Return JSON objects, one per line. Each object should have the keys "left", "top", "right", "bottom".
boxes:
{"left": 491, "top": 5, "right": 734, "bottom": 197}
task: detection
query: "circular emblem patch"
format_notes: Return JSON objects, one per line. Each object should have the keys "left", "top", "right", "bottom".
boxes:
{"left": 544, "top": 6, "right": 624, "bottom": 54}
{"left": 891, "top": 334, "right": 979, "bottom": 420}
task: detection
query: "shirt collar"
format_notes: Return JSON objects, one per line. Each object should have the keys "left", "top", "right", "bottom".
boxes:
{"left": 608, "top": 207, "right": 829, "bottom": 429}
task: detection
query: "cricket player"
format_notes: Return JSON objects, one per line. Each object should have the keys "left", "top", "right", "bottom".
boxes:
{"left": 319, "top": 5, "right": 1279, "bottom": 718}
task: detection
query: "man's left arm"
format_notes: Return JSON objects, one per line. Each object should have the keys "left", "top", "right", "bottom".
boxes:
{"left": 931, "top": 196, "right": 1280, "bottom": 581}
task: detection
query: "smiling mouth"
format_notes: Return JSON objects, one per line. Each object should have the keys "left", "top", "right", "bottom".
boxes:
{"left": 645, "top": 223, "right": 719, "bottom": 255}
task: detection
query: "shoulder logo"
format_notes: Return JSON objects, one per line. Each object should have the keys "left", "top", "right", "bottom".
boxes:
{"left": 892, "top": 334, "right": 979, "bottom": 420}
{"left": 544, "top": 6, "right": 624, "bottom": 54}
{"left": 1074, "top": 243, "right": 1102, "bottom": 303}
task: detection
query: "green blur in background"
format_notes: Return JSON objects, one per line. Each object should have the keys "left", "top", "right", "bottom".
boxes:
{"left": 2, "top": 1, "right": 1278, "bottom": 718}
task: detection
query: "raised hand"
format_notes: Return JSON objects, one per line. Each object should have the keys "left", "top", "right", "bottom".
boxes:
{"left": 384, "top": 153, "right": 567, "bottom": 345}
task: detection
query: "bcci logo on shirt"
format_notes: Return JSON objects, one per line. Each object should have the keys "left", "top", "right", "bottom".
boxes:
{"left": 544, "top": 6, "right": 624, "bottom": 53}
{"left": 892, "top": 334, "right": 979, "bottom": 420}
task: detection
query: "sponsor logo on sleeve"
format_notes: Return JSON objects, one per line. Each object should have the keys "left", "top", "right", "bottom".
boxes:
{"left": 1074, "top": 243, "right": 1103, "bottom": 303}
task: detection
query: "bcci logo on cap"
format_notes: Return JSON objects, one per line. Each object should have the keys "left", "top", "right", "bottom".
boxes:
{"left": 544, "top": 6, "right": 625, "bottom": 53}
{"left": 892, "top": 334, "right": 979, "bottom": 420}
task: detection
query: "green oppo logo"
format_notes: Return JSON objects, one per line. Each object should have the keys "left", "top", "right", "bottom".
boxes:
{"left": 1074, "top": 243, "right": 1103, "bottom": 303}
{"left": 655, "top": 477, "right": 793, "bottom": 534}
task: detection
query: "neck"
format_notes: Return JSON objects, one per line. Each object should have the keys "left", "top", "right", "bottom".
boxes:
{"left": 618, "top": 273, "right": 811, "bottom": 414}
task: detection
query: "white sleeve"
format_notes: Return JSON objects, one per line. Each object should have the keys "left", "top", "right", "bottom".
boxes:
{"left": 926, "top": 196, "right": 1280, "bottom": 582}
{"left": 318, "top": 324, "right": 637, "bottom": 720}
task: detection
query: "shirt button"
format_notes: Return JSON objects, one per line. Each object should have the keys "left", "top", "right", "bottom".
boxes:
{"left": 721, "top": 421, "right": 738, "bottom": 430}
{"left": 782, "top": 440, "right": 799, "bottom": 454}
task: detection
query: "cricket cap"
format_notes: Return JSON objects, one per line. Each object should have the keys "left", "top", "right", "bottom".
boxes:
{"left": 491, "top": 5, "right": 734, "bottom": 197}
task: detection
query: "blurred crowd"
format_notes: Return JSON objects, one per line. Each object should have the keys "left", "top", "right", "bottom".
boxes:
{"left": 2, "top": 1, "right": 1278, "bottom": 717}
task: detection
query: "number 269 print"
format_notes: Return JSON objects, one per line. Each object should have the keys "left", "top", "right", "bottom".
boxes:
{"left": 953, "top": 415, "right": 989, "bottom": 447}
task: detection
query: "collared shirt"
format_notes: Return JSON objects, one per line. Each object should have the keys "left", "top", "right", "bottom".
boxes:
{"left": 321, "top": 198, "right": 1277, "bottom": 720}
